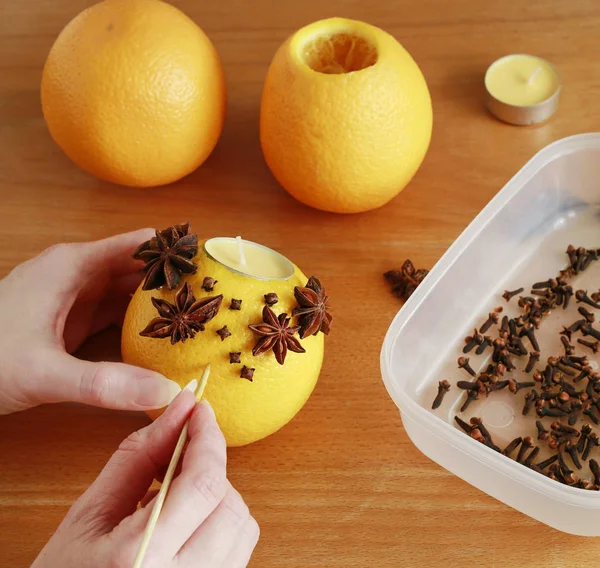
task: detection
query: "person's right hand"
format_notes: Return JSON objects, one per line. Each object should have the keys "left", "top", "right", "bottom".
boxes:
{"left": 31, "top": 389, "right": 260, "bottom": 568}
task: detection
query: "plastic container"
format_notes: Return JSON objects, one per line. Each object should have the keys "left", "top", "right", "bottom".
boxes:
{"left": 380, "top": 133, "right": 600, "bottom": 535}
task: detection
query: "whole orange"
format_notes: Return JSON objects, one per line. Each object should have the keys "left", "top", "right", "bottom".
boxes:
{"left": 260, "top": 18, "right": 432, "bottom": 214}
{"left": 41, "top": 0, "right": 226, "bottom": 187}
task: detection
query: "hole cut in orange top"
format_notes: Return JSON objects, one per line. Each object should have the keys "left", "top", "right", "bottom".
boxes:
{"left": 301, "top": 32, "right": 378, "bottom": 74}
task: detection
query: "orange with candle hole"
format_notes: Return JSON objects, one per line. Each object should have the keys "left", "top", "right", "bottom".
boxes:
{"left": 122, "top": 240, "right": 325, "bottom": 447}
{"left": 260, "top": 17, "right": 432, "bottom": 214}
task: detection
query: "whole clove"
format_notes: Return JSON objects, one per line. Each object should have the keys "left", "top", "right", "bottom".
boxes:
{"left": 578, "top": 424, "right": 592, "bottom": 454}
{"left": 569, "top": 401, "right": 582, "bottom": 426}
{"left": 201, "top": 277, "right": 217, "bottom": 291}
{"left": 566, "top": 441, "right": 583, "bottom": 469}
{"left": 523, "top": 390, "right": 539, "bottom": 415}
{"left": 516, "top": 436, "right": 534, "bottom": 463}
{"left": 578, "top": 306, "right": 596, "bottom": 323}
{"left": 454, "top": 416, "right": 472, "bottom": 434}
{"left": 431, "top": 380, "right": 451, "bottom": 409}
{"left": 469, "top": 418, "right": 501, "bottom": 452}
{"left": 475, "top": 336, "right": 492, "bottom": 355}
{"left": 536, "top": 420, "right": 549, "bottom": 441}
{"left": 557, "top": 445, "right": 574, "bottom": 476}
{"left": 460, "top": 390, "right": 478, "bottom": 412}
{"left": 503, "top": 288, "right": 524, "bottom": 302}
{"left": 264, "top": 292, "right": 279, "bottom": 306}
{"left": 539, "top": 406, "right": 568, "bottom": 418}
{"left": 589, "top": 459, "right": 600, "bottom": 486}
{"left": 524, "top": 351, "right": 540, "bottom": 374}
{"left": 563, "top": 286, "right": 575, "bottom": 310}
{"left": 583, "top": 433, "right": 600, "bottom": 461}
{"left": 561, "top": 336, "right": 575, "bottom": 356}
{"left": 508, "top": 380, "right": 536, "bottom": 394}
{"left": 578, "top": 338, "right": 599, "bottom": 353}
{"left": 457, "top": 357, "right": 476, "bottom": 377}
{"left": 480, "top": 312, "right": 500, "bottom": 334}
{"left": 463, "top": 329, "right": 484, "bottom": 354}
{"left": 551, "top": 421, "right": 580, "bottom": 439}
{"left": 523, "top": 446, "right": 540, "bottom": 467}
{"left": 576, "top": 290, "right": 600, "bottom": 310}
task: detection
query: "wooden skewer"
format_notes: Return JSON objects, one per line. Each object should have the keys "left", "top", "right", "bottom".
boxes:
{"left": 133, "top": 364, "right": 211, "bottom": 568}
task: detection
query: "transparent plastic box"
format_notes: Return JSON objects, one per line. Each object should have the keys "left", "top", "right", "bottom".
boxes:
{"left": 380, "top": 133, "right": 600, "bottom": 536}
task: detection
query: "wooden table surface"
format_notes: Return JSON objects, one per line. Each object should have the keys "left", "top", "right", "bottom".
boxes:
{"left": 2, "top": 0, "right": 600, "bottom": 566}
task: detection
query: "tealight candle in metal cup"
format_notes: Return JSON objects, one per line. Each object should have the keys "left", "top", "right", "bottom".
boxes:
{"left": 484, "top": 54, "right": 561, "bottom": 126}
{"left": 204, "top": 237, "right": 295, "bottom": 281}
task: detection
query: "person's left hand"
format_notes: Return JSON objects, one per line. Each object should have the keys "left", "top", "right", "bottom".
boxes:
{"left": 0, "top": 228, "right": 181, "bottom": 415}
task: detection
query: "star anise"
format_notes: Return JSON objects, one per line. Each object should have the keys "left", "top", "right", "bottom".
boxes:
{"left": 248, "top": 306, "right": 306, "bottom": 365}
{"left": 140, "top": 282, "right": 223, "bottom": 344}
{"left": 133, "top": 222, "right": 199, "bottom": 290}
{"left": 384, "top": 259, "right": 429, "bottom": 301}
{"left": 293, "top": 276, "right": 332, "bottom": 339}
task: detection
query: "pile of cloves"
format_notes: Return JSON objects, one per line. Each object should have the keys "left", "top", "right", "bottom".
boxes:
{"left": 384, "top": 260, "right": 429, "bottom": 301}
{"left": 432, "top": 245, "right": 600, "bottom": 489}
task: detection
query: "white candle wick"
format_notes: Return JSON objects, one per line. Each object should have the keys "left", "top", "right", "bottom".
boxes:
{"left": 235, "top": 236, "right": 247, "bottom": 266}
{"left": 527, "top": 66, "right": 542, "bottom": 84}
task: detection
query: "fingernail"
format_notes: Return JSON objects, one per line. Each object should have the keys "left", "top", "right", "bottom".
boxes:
{"left": 136, "top": 376, "right": 182, "bottom": 407}
{"left": 184, "top": 379, "right": 198, "bottom": 393}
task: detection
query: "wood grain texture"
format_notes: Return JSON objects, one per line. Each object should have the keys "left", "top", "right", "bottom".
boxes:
{"left": 1, "top": 0, "right": 600, "bottom": 566}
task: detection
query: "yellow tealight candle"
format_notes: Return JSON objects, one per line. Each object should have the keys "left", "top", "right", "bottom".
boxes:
{"left": 204, "top": 237, "right": 294, "bottom": 280}
{"left": 484, "top": 54, "right": 561, "bottom": 125}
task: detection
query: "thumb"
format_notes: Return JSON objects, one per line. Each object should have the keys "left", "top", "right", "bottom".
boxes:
{"left": 35, "top": 352, "right": 182, "bottom": 410}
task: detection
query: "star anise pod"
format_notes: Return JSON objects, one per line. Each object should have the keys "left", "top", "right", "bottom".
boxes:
{"left": 384, "top": 259, "right": 429, "bottom": 301}
{"left": 140, "top": 282, "right": 223, "bottom": 344}
{"left": 133, "top": 222, "right": 199, "bottom": 290}
{"left": 249, "top": 306, "right": 306, "bottom": 365}
{"left": 293, "top": 276, "right": 332, "bottom": 339}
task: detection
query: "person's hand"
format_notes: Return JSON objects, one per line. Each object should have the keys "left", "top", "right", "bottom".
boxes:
{"left": 0, "top": 229, "right": 181, "bottom": 415}
{"left": 32, "top": 390, "right": 259, "bottom": 568}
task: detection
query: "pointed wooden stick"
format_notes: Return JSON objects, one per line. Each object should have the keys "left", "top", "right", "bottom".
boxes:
{"left": 133, "top": 364, "right": 211, "bottom": 568}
